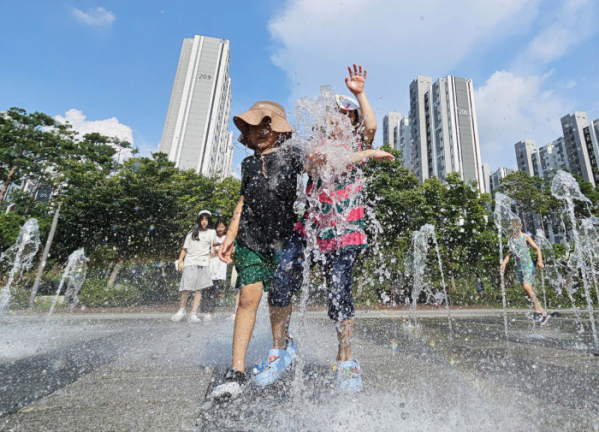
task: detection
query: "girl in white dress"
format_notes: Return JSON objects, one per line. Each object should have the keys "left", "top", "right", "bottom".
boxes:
{"left": 172, "top": 210, "right": 217, "bottom": 323}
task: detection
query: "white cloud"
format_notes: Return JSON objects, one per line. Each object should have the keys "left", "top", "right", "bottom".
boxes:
{"left": 268, "top": 0, "right": 541, "bottom": 135}
{"left": 55, "top": 109, "right": 134, "bottom": 162}
{"left": 474, "top": 71, "right": 571, "bottom": 169}
{"left": 72, "top": 7, "right": 115, "bottom": 27}
{"left": 517, "top": 0, "right": 596, "bottom": 67}
{"left": 566, "top": 80, "right": 577, "bottom": 89}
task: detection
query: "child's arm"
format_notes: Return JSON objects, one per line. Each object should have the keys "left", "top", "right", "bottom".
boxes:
{"left": 218, "top": 196, "right": 244, "bottom": 264}
{"left": 349, "top": 149, "right": 394, "bottom": 164}
{"left": 526, "top": 234, "right": 544, "bottom": 268}
{"left": 500, "top": 253, "right": 511, "bottom": 273}
{"left": 177, "top": 249, "right": 186, "bottom": 271}
{"left": 305, "top": 148, "right": 394, "bottom": 175}
{"left": 345, "top": 64, "right": 377, "bottom": 145}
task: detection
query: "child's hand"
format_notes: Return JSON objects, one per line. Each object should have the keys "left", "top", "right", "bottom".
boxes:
{"left": 177, "top": 260, "right": 184, "bottom": 271}
{"left": 537, "top": 259, "right": 544, "bottom": 269}
{"left": 345, "top": 64, "right": 367, "bottom": 95}
{"left": 307, "top": 149, "right": 328, "bottom": 169}
{"left": 500, "top": 263, "right": 506, "bottom": 273}
{"left": 371, "top": 150, "right": 394, "bottom": 162}
{"left": 218, "top": 237, "right": 235, "bottom": 264}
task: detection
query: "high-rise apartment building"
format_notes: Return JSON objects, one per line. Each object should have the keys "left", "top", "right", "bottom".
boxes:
{"left": 538, "top": 137, "right": 568, "bottom": 177}
{"left": 396, "top": 116, "right": 412, "bottom": 169}
{"left": 382, "top": 112, "right": 402, "bottom": 147}
{"left": 561, "top": 111, "right": 598, "bottom": 186}
{"left": 514, "top": 139, "right": 537, "bottom": 176}
{"left": 489, "top": 167, "right": 515, "bottom": 194}
{"left": 581, "top": 118, "right": 599, "bottom": 186}
{"left": 481, "top": 163, "right": 491, "bottom": 195}
{"left": 408, "top": 75, "right": 484, "bottom": 192}
{"left": 159, "top": 35, "right": 234, "bottom": 178}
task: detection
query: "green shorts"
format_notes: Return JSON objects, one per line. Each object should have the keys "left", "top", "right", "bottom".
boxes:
{"left": 234, "top": 241, "right": 281, "bottom": 291}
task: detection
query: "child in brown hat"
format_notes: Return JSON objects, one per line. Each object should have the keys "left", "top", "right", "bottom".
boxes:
{"left": 208, "top": 101, "right": 304, "bottom": 401}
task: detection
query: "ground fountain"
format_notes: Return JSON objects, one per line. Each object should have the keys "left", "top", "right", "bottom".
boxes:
{"left": 535, "top": 229, "right": 585, "bottom": 331}
{"left": 551, "top": 170, "right": 598, "bottom": 347}
{"left": 493, "top": 192, "right": 515, "bottom": 336}
{"left": 47, "top": 248, "right": 87, "bottom": 317}
{"left": 405, "top": 224, "right": 451, "bottom": 332}
{"left": 0, "top": 218, "right": 41, "bottom": 314}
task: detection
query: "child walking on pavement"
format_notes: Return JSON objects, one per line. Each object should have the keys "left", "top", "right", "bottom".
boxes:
{"left": 209, "top": 101, "right": 304, "bottom": 401}
{"left": 501, "top": 219, "right": 549, "bottom": 325}
{"left": 172, "top": 210, "right": 217, "bottom": 323}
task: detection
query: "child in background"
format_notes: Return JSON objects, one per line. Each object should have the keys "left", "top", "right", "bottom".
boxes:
{"left": 172, "top": 210, "right": 217, "bottom": 323}
{"left": 501, "top": 219, "right": 549, "bottom": 325}
{"left": 211, "top": 219, "right": 229, "bottom": 309}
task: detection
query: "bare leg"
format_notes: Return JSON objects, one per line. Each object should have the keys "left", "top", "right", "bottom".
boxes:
{"left": 191, "top": 290, "right": 202, "bottom": 313}
{"left": 336, "top": 319, "right": 354, "bottom": 362}
{"left": 269, "top": 304, "right": 292, "bottom": 349}
{"left": 179, "top": 291, "right": 190, "bottom": 309}
{"left": 232, "top": 282, "right": 263, "bottom": 371}
{"left": 234, "top": 291, "right": 240, "bottom": 312}
{"left": 522, "top": 282, "right": 544, "bottom": 314}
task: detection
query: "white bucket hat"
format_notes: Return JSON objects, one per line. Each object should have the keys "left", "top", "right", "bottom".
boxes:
{"left": 335, "top": 94, "right": 360, "bottom": 111}
{"left": 198, "top": 210, "right": 212, "bottom": 218}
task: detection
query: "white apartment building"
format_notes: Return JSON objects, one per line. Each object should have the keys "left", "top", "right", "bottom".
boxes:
{"left": 489, "top": 167, "right": 516, "bottom": 194}
{"left": 159, "top": 35, "right": 234, "bottom": 179}
{"left": 408, "top": 75, "right": 485, "bottom": 192}
{"left": 538, "top": 137, "right": 568, "bottom": 178}
{"left": 382, "top": 112, "right": 402, "bottom": 147}
{"left": 396, "top": 116, "right": 412, "bottom": 169}
{"left": 514, "top": 139, "right": 537, "bottom": 177}
{"left": 561, "top": 111, "right": 599, "bottom": 187}
{"left": 481, "top": 163, "right": 491, "bottom": 195}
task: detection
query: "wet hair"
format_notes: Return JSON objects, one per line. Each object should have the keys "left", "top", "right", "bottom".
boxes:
{"left": 191, "top": 213, "right": 211, "bottom": 241}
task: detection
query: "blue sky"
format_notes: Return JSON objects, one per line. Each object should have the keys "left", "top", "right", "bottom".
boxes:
{"left": 1, "top": 0, "right": 598, "bottom": 174}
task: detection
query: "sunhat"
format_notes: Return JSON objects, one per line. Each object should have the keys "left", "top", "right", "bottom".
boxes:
{"left": 198, "top": 210, "right": 212, "bottom": 218}
{"left": 233, "top": 101, "right": 293, "bottom": 149}
{"left": 335, "top": 94, "right": 360, "bottom": 112}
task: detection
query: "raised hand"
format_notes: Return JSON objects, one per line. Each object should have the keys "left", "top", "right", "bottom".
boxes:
{"left": 345, "top": 64, "right": 367, "bottom": 96}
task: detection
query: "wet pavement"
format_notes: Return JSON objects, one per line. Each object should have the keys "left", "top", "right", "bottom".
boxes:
{"left": 0, "top": 305, "right": 598, "bottom": 431}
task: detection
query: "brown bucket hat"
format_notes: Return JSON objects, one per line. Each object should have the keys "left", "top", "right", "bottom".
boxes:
{"left": 233, "top": 101, "right": 293, "bottom": 149}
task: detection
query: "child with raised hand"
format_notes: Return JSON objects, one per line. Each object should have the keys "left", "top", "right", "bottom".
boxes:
{"left": 501, "top": 219, "right": 549, "bottom": 325}
{"left": 260, "top": 64, "right": 393, "bottom": 393}
{"left": 208, "top": 101, "right": 304, "bottom": 401}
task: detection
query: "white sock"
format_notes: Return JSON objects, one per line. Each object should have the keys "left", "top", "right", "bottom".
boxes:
{"left": 179, "top": 308, "right": 186, "bottom": 313}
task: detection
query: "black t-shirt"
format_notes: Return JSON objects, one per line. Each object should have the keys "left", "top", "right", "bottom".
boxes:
{"left": 238, "top": 146, "right": 304, "bottom": 254}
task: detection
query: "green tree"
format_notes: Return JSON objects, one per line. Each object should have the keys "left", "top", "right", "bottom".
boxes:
{"left": 55, "top": 153, "right": 240, "bottom": 285}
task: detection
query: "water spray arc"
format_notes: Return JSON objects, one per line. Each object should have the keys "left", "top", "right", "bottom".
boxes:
{"left": 47, "top": 249, "right": 88, "bottom": 317}
{"left": 0, "top": 219, "right": 41, "bottom": 313}
{"left": 405, "top": 224, "right": 451, "bottom": 333}
{"left": 551, "top": 171, "right": 598, "bottom": 347}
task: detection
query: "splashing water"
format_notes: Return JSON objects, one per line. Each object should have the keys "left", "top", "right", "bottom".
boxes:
{"left": 405, "top": 224, "right": 451, "bottom": 332}
{"left": 287, "top": 86, "right": 379, "bottom": 392}
{"left": 493, "top": 193, "right": 516, "bottom": 337}
{"left": 551, "top": 170, "right": 598, "bottom": 347}
{"left": 579, "top": 218, "right": 599, "bottom": 305}
{"left": 533, "top": 229, "right": 550, "bottom": 310}
{"left": 48, "top": 249, "right": 88, "bottom": 317}
{"left": 0, "top": 219, "right": 41, "bottom": 314}
{"left": 535, "top": 228, "right": 585, "bottom": 330}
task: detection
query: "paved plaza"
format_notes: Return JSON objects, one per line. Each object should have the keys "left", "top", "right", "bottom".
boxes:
{"left": 0, "top": 305, "right": 598, "bottom": 431}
